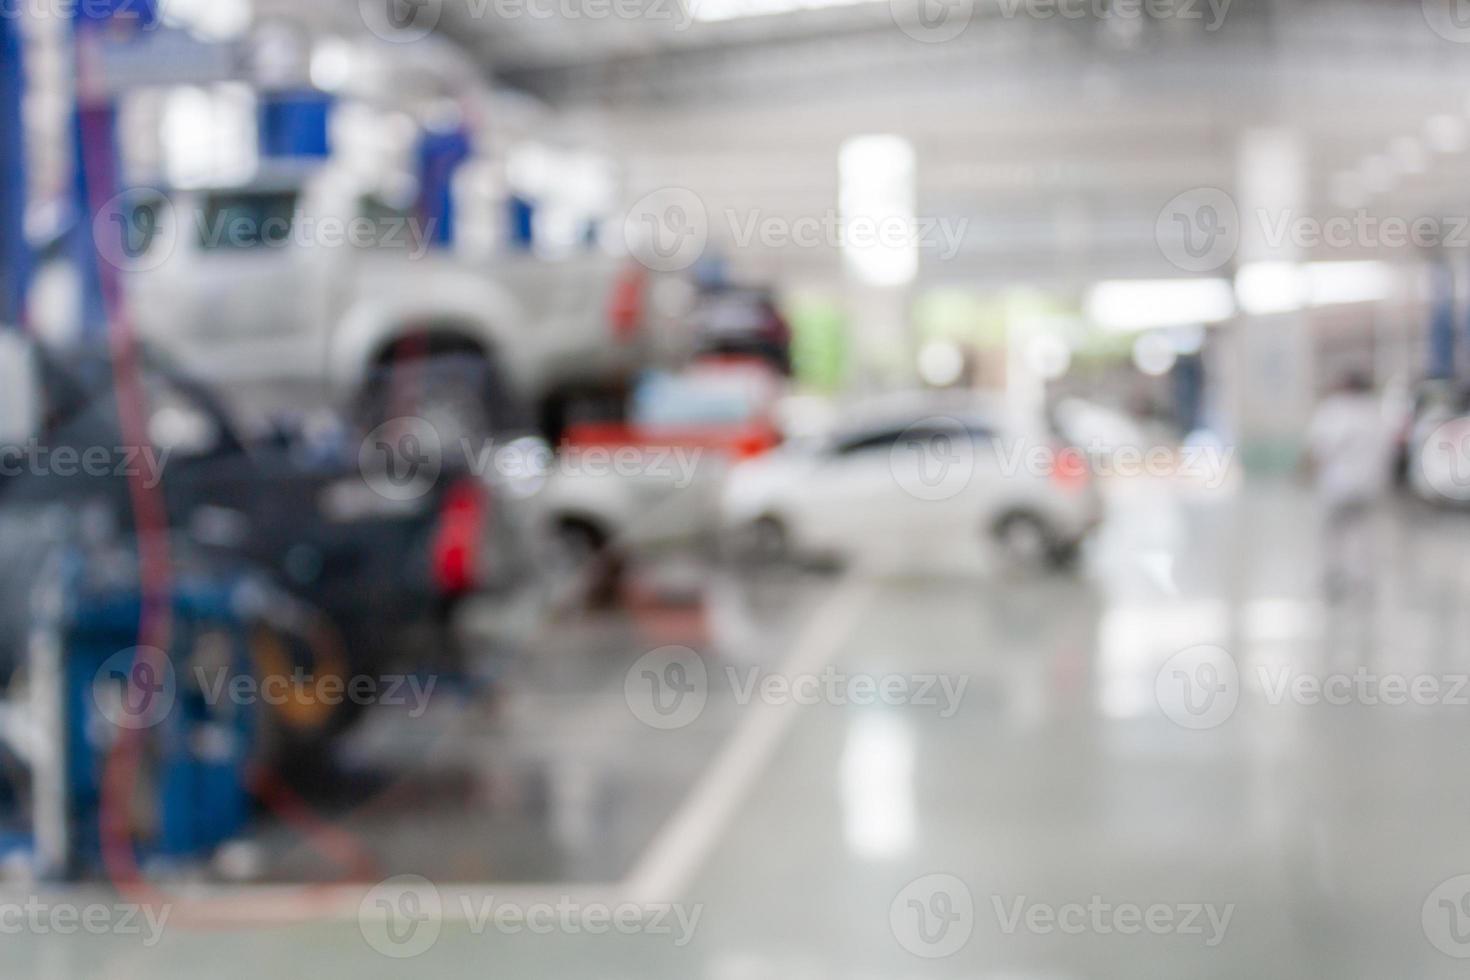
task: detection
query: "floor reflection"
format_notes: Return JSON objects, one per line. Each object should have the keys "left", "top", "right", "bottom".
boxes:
{"left": 81, "top": 474, "right": 1470, "bottom": 980}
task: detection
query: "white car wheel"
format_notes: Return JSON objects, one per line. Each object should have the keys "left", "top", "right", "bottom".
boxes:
{"left": 991, "top": 512, "right": 1055, "bottom": 572}
{"left": 727, "top": 515, "right": 790, "bottom": 565}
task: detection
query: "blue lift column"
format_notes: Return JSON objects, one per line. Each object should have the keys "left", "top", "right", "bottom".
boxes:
{"left": 507, "top": 194, "right": 535, "bottom": 251}
{"left": 0, "top": 14, "right": 29, "bottom": 327}
{"left": 417, "top": 126, "right": 472, "bottom": 249}
{"left": 69, "top": 0, "right": 158, "bottom": 339}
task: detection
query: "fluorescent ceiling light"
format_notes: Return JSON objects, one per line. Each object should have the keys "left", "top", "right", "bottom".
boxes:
{"left": 839, "top": 134, "right": 917, "bottom": 288}
{"left": 161, "top": 0, "right": 253, "bottom": 40}
{"left": 1234, "top": 260, "right": 1396, "bottom": 314}
{"left": 1085, "top": 279, "right": 1235, "bottom": 332}
{"left": 1304, "top": 260, "right": 1395, "bottom": 306}
{"left": 692, "top": 0, "right": 883, "bottom": 21}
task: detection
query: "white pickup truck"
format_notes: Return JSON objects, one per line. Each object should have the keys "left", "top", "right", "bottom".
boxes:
{"left": 122, "top": 168, "right": 695, "bottom": 443}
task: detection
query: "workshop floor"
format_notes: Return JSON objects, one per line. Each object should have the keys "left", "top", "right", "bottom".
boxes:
{"left": 13, "top": 476, "right": 1470, "bottom": 979}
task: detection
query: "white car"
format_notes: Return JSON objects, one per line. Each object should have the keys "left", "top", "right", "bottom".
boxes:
{"left": 721, "top": 400, "right": 1102, "bottom": 570}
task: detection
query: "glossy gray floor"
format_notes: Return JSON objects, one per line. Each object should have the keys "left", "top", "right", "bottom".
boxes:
{"left": 13, "top": 475, "right": 1470, "bottom": 978}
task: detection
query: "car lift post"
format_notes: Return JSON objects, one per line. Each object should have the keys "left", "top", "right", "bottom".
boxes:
{"left": 68, "top": 0, "right": 163, "bottom": 339}
{"left": 0, "top": 13, "right": 29, "bottom": 328}
{"left": 417, "top": 125, "right": 472, "bottom": 250}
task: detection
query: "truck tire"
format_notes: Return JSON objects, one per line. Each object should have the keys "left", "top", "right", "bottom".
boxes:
{"left": 549, "top": 518, "right": 625, "bottom": 608}
{"left": 249, "top": 622, "right": 368, "bottom": 769}
{"left": 360, "top": 351, "right": 522, "bottom": 458}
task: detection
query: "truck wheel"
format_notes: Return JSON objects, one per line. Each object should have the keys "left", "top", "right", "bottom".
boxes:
{"left": 249, "top": 623, "right": 367, "bottom": 770}
{"left": 361, "top": 351, "right": 519, "bottom": 457}
{"left": 548, "top": 519, "right": 624, "bottom": 608}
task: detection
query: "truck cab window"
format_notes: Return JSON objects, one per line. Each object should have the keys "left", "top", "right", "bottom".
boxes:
{"left": 198, "top": 190, "right": 300, "bottom": 251}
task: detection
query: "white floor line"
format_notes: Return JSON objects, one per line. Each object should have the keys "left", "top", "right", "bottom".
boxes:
{"left": 93, "top": 575, "right": 874, "bottom": 924}
{"left": 151, "top": 882, "right": 627, "bottom": 924}
{"left": 621, "top": 574, "right": 876, "bottom": 904}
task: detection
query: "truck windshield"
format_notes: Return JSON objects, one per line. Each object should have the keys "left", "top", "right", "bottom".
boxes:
{"left": 197, "top": 190, "right": 300, "bottom": 251}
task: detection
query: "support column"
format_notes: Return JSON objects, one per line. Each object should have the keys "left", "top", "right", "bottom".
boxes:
{"left": 0, "top": 14, "right": 28, "bottom": 327}
{"left": 1229, "top": 128, "right": 1315, "bottom": 467}
{"left": 69, "top": 100, "right": 118, "bottom": 339}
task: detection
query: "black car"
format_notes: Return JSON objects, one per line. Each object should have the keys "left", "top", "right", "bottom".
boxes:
{"left": 0, "top": 334, "right": 541, "bottom": 743}
{"left": 690, "top": 285, "right": 793, "bottom": 375}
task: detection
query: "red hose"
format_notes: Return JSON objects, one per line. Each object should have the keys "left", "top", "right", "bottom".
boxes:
{"left": 75, "top": 31, "right": 378, "bottom": 925}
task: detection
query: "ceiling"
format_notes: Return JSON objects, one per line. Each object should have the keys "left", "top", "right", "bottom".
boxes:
{"left": 279, "top": 0, "right": 1470, "bottom": 289}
